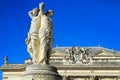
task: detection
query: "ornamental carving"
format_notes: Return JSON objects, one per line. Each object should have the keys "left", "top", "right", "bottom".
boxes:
{"left": 65, "top": 47, "right": 91, "bottom": 64}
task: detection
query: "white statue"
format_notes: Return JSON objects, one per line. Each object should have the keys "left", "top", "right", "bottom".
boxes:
{"left": 25, "top": 2, "right": 54, "bottom": 64}
{"left": 38, "top": 3, "right": 54, "bottom": 64}
{"left": 25, "top": 7, "right": 40, "bottom": 64}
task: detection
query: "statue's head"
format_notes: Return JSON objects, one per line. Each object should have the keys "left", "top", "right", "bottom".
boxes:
{"left": 32, "top": 8, "right": 39, "bottom": 16}
{"left": 46, "top": 10, "right": 54, "bottom": 17}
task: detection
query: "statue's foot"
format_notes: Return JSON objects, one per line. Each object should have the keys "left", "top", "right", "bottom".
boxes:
{"left": 32, "top": 60, "right": 36, "bottom": 64}
{"left": 43, "top": 61, "right": 47, "bottom": 65}
{"left": 43, "top": 60, "right": 50, "bottom": 65}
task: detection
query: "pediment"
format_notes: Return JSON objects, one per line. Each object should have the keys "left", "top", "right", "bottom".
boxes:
{"left": 93, "top": 50, "right": 114, "bottom": 57}
{"left": 51, "top": 50, "right": 66, "bottom": 57}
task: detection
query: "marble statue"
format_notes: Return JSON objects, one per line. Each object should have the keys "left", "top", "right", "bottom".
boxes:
{"left": 25, "top": 7, "right": 40, "bottom": 64}
{"left": 25, "top": 2, "right": 54, "bottom": 64}
{"left": 23, "top": 2, "right": 62, "bottom": 80}
{"left": 38, "top": 3, "right": 54, "bottom": 64}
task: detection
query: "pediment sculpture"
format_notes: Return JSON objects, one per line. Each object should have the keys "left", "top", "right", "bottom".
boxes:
{"left": 65, "top": 47, "right": 91, "bottom": 64}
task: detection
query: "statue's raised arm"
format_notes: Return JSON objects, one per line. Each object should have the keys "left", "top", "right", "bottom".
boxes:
{"left": 38, "top": 2, "right": 44, "bottom": 17}
{"left": 28, "top": 11, "right": 33, "bottom": 19}
{"left": 26, "top": 6, "right": 40, "bottom": 64}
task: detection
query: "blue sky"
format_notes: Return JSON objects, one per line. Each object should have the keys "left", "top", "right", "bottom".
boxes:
{"left": 0, "top": 0, "right": 120, "bottom": 79}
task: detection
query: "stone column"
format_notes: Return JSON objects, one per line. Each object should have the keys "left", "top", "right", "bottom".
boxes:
{"left": 63, "top": 76, "right": 68, "bottom": 80}
{"left": 89, "top": 76, "right": 94, "bottom": 80}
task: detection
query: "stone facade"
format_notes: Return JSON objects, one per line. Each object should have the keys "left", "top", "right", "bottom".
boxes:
{"left": 1, "top": 46, "right": 120, "bottom": 80}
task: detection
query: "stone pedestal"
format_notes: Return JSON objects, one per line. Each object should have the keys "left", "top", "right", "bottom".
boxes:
{"left": 23, "top": 64, "right": 62, "bottom": 80}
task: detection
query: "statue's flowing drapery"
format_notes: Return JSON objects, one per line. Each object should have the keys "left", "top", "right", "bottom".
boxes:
{"left": 38, "top": 17, "right": 53, "bottom": 64}
{"left": 26, "top": 2, "right": 53, "bottom": 64}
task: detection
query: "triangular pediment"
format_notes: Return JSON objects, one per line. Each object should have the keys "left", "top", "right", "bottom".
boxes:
{"left": 93, "top": 50, "right": 114, "bottom": 57}
{"left": 51, "top": 50, "right": 67, "bottom": 57}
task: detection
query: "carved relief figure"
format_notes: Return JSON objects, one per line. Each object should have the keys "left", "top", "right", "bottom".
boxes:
{"left": 66, "top": 48, "right": 75, "bottom": 63}
{"left": 82, "top": 48, "right": 90, "bottom": 64}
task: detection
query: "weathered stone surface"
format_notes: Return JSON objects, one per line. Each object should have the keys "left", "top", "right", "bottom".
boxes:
{"left": 22, "top": 64, "right": 62, "bottom": 80}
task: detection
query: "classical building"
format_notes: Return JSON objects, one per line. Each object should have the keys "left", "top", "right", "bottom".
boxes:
{"left": 1, "top": 46, "right": 120, "bottom": 80}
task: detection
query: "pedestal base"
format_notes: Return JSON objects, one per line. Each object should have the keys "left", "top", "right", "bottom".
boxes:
{"left": 23, "top": 64, "right": 62, "bottom": 80}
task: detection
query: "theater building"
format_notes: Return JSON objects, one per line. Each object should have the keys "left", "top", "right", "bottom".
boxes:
{"left": 1, "top": 46, "right": 120, "bottom": 80}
